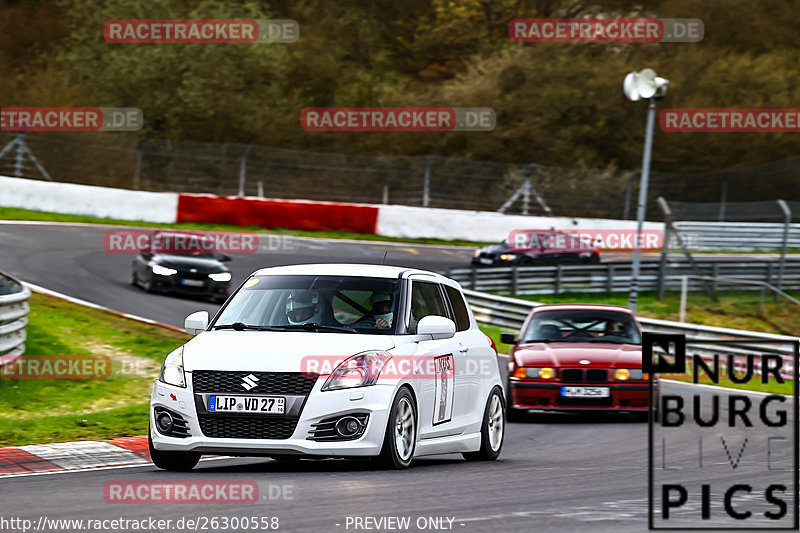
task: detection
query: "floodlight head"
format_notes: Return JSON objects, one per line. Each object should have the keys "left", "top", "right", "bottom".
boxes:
{"left": 623, "top": 69, "right": 669, "bottom": 101}
{"left": 623, "top": 72, "right": 640, "bottom": 102}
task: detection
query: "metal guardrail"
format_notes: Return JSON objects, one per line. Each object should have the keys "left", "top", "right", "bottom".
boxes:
{"left": 448, "top": 260, "right": 800, "bottom": 296}
{"left": 0, "top": 272, "right": 30, "bottom": 360}
{"left": 674, "top": 221, "right": 800, "bottom": 251}
{"left": 464, "top": 289, "right": 799, "bottom": 362}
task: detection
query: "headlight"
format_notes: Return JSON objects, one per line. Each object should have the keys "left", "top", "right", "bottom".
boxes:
{"left": 322, "top": 351, "right": 392, "bottom": 391}
{"left": 614, "top": 368, "right": 631, "bottom": 381}
{"left": 208, "top": 272, "right": 232, "bottom": 282}
{"left": 499, "top": 254, "right": 517, "bottom": 261}
{"left": 512, "top": 366, "right": 554, "bottom": 379}
{"left": 473, "top": 250, "right": 481, "bottom": 257}
{"left": 152, "top": 264, "right": 177, "bottom": 276}
{"left": 158, "top": 348, "right": 185, "bottom": 387}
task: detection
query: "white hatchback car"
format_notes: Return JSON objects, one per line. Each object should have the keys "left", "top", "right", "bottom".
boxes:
{"left": 149, "top": 264, "right": 505, "bottom": 470}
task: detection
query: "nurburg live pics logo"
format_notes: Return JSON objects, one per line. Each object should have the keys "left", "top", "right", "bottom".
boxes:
{"left": 643, "top": 332, "right": 799, "bottom": 530}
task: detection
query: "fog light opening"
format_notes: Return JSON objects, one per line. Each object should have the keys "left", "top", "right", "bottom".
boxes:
{"left": 335, "top": 416, "right": 362, "bottom": 437}
{"left": 156, "top": 411, "right": 174, "bottom": 433}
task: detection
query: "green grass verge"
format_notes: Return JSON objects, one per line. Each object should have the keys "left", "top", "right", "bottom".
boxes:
{"left": 0, "top": 206, "right": 483, "bottom": 247}
{"left": 0, "top": 292, "right": 189, "bottom": 445}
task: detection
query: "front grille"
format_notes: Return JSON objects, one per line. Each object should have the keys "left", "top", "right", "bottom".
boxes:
{"left": 192, "top": 371, "right": 318, "bottom": 395}
{"left": 560, "top": 368, "right": 608, "bottom": 383}
{"left": 198, "top": 415, "right": 299, "bottom": 439}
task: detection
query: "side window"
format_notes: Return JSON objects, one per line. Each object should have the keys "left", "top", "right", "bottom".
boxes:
{"left": 443, "top": 285, "right": 470, "bottom": 331}
{"left": 410, "top": 281, "right": 447, "bottom": 330}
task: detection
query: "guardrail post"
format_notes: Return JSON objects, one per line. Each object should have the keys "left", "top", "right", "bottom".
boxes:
{"left": 759, "top": 287, "right": 765, "bottom": 316}
{"left": 766, "top": 262, "right": 774, "bottom": 287}
{"left": 470, "top": 266, "right": 477, "bottom": 290}
{"left": 607, "top": 264, "right": 614, "bottom": 293}
{"left": 422, "top": 156, "right": 435, "bottom": 207}
{"left": 555, "top": 265, "right": 562, "bottom": 295}
{"left": 679, "top": 275, "right": 688, "bottom": 322}
{"left": 132, "top": 137, "right": 143, "bottom": 189}
{"left": 657, "top": 197, "right": 671, "bottom": 301}
{"left": 238, "top": 144, "right": 253, "bottom": 197}
{"left": 711, "top": 263, "right": 719, "bottom": 297}
{"left": 511, "top": 267, "right": 518, "bottom": 296}
{"left": 776, "top": 199, "right": 791, "bottom": 303}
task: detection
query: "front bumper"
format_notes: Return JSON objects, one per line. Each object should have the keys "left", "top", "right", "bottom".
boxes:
{"left": 509, "top": 380, "right": 655, "bottom": 412}
{"left": 150, "top": 379, "right": 395, "bottom": 457}
{"left": 150, "top": 273, "right": 230, "bottom": 298}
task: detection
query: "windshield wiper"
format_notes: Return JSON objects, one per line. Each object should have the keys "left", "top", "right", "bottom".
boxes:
{"left": 214, "top": 322, "right": 279, "bottom": 331}
{"left": 270, "top": 323, "right": 358, "bottom": 333}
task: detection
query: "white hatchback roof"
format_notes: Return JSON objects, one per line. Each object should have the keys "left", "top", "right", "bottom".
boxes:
{"left": 252, "top": 263, "right": 451, "bottom": 283}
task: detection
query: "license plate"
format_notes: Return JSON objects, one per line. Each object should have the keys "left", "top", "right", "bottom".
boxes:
{"left": 479, "top": 257, "right": 493, "bottom": 265}
{"left": 208, "top": 395, "right": 285, "bottom": 414}
{"left": 560, "top": 386, "right": 609, "bottom": 398}
{"left": 180, "top": 279, "right": 205, "bottom": 287}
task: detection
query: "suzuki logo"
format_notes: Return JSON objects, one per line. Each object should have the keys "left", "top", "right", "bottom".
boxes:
{"left": 241, "top": 374, "right": 259, "bottom": 390}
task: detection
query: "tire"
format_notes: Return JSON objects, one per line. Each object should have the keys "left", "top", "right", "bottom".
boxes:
{"left": 377, "top": 387, "right": 416, "bottom": 469}
{"left": 149, "top": 430, "right": 200, "bottom": 472}
{"left": 463, "top": 387, "right": 505, "bottom": 461}
{"left": 141, "top": 276, "right": 154, "bottom": 293}
{"left": 131, "top": 271, "right": 139, "bottom": 287}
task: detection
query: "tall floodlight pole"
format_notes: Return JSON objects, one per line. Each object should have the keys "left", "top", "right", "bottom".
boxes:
{"left": 623, "top": 68, "right": 669, "bottom": 313}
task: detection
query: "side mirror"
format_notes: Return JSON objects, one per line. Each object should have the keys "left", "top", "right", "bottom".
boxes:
{"left": 185, "top": 311, "right": 209, "bottom": 335}
{"left": 500, "top": 333, "right": 518, "bottom": 345}
{"left": 417, "top": 315, "right": 455, "bottom": 340}
{"left": 217, "top": 254, "right": 232, "bottom": 262}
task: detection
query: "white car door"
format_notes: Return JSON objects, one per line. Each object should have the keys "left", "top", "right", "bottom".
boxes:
{"left": 442, "top": 283, "right": 487, "bottom": 429}
{"left": 409, "top": 279, "right": 470, "bottom": 439}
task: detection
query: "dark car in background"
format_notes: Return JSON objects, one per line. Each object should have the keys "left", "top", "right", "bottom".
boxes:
{"left": 471, "top": 235, "right": 600, "bottom": 267}
{"left": 131, "top": 232, "right": 233, "bottom": 302}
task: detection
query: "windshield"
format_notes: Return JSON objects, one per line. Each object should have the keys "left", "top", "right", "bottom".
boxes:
{"left": 213, "top": 275, "right": 402, "bottom": 335}
{"left": 521, "top": 309, "right": 641, "bottom": 345}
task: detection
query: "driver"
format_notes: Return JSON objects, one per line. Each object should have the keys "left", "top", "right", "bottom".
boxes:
{"left": 286, "top": 290, "right": 321, "bottom": 325}
{"left": 365, "top": 291, "right": 393, "bottom": 330}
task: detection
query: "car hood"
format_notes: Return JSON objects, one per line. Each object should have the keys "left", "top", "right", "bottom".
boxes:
{"left": 182, "top": 331, "right": 397, "bottom": 372}
{"left": 479, "top": 243, "right": 510, "bottom": 253}
{"left": 513, "top": 342, "right": 642, "bottom": 368}
{"left": 155, "top": 255, "right": 227, "bottom": 272}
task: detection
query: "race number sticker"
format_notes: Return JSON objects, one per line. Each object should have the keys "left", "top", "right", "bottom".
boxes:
{"left": 433, "top": 354, "right": 455, "bottom": 425}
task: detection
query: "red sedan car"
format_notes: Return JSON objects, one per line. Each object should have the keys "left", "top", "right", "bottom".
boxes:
{"left": 502, "top": 304, "right": 656, "bottom": 421}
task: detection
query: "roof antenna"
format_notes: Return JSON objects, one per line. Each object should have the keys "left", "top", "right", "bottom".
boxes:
{"left": 381, "top": 251, "right": 388, "bottom": 265}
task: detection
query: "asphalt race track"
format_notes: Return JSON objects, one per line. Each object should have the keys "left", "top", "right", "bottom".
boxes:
{"left": 0, "top": 222, "right": 474, "bottom": 327}
{"left": 1, "top": 221, "right": 796, "bottom": 532}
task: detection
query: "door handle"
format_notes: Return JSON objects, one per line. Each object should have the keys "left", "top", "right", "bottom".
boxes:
{"left": 458, "top": 343, "right": 469, "bottom": 354}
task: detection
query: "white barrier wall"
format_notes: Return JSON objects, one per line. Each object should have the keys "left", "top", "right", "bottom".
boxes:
{"left": 376, "top": 204, "right": 664, "bottom": 242}
{"left": 0, "top": 175, "right": 664, "bottom": 239}
{"left": 0, "top": 176, "right": 178, "bottom": 223}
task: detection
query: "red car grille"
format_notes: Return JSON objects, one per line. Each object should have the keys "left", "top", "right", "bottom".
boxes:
{"left": 560, "top": 368, "right": 608, "bottom": 383}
